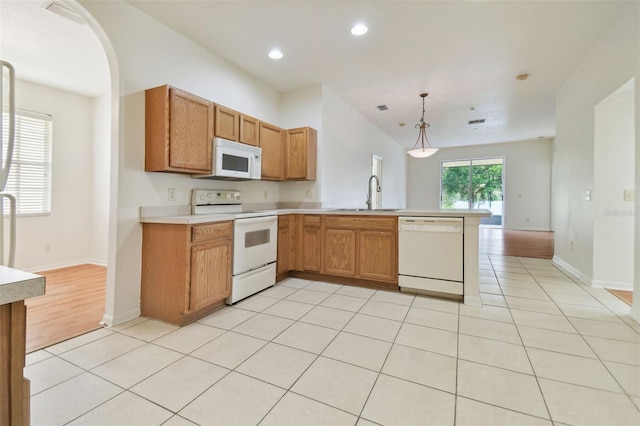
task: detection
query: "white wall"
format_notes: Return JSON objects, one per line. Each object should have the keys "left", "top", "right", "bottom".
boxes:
{"left": 279, "top": 84, "right": 407, "bottom": 209}
{"left": 593, "top": 79, "right": 635, "bottom": 289}
{"left": 9, "top": 80, "right": 96, "bottom": 271}
{"left": 319, "top": 87, "right": 406, "bottom": 209}
{"left": 553, "top": 4, "right": 639, "bottom": 285}
{"left": 80, "top": 0, "right": 293, "bottom": 324}
{"left": 279, "top": 85, "right": 323, "bottom": 205}
{"left": 89, "top": 93, "right": 111, "bottom": 264}
{"left": 406, "top": 139, "right": 553, "bottom": 231}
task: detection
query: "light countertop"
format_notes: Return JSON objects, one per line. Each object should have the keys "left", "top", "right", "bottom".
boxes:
{"left": 0, "top": 266, "right": 45, "bottom": 305}
{"left": 140, "top": 206, "right": 491, "bottom": 225}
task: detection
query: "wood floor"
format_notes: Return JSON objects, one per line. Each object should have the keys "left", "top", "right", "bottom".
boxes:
{"left": 26, "top": 264, "right": 106, "bottom": 353}
{"left": 607, "top": 289, "right": 633, "bottom": 306}
{"left": 479, "top": 227, "right": 554, "bottom": 259}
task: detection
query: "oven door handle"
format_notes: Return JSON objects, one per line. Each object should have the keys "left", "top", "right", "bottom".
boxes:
{"left": 235, "top": 215, "right": 277, "bottom": 226}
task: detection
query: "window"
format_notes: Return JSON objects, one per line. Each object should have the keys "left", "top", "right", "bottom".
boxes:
{"left": 441, "top": 157, "right": 504, "bottom": 227}
{"left": 1, "top": 109, "right": 52, "bottom": 216}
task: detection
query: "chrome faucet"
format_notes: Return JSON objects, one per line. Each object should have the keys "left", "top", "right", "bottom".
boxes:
{"left": 366, "top": 175, "right": 381, "bottom": 210}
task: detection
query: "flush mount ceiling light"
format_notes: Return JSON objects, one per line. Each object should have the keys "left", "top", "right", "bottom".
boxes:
{"left": 350, "top": 23, "right": 368, "bottom": 36}
{"left": 407, "top": 93, "right": 439, "bottom": 158}
{"left": 268, "top": 49, "right": 283, "bottom": 59}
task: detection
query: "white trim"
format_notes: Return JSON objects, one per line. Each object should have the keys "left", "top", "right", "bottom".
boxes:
{"left": 101, "top": 307, "right": 140, "bottom": 327}
{"left": 552, "top": 255, "right": 593, "bottom": 286}
{"left": 591, "top": 279, "right": 634, "bottom": 291}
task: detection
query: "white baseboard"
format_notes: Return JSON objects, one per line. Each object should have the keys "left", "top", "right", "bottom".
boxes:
{"left": 552, "top": 255, "right": 593, "bottom": 286}
{"left": 591, "top": 279, "right": 634, "bottom": 291}
{"left": 102, "top": 307, "right": 140, "bottom": 327}
{"left": 22, "top": 259, "right": 107, "bottom": 273}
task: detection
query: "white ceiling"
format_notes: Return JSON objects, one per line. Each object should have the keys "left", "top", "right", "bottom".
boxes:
{"left": 0, "top": 0, "right": 109, "bottom": 98}
{"left": 1, "top": 0, "right": 628, "bottom": 150}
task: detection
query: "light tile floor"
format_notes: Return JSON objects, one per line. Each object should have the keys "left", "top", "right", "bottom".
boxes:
{"left": 26, "top": 255, "right": 640, "bottom": 426}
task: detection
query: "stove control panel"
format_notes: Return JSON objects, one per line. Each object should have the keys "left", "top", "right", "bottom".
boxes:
{"left": 192, "top": 189, "right": 242, "bottom": 207}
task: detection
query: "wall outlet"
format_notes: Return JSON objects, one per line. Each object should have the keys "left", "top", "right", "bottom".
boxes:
{"left": 264, "top": 190, "right": 269, "bottom": 199}
{"left": 585, "top": 190, "right": 591, "bottom": 201}
{"left": 624, "top": 189, "right": 634, "bottom": 201}
{"left": 168, "top": 188, "right": 176, "bottom": 202}
{"left": 306, "top": 190, "right": 313, "bottom": 199}
{"left": 44, "top": 244, "right": 51, "bottom": 253}
{"left": 569, "top": 240, "right": 574, "bottom": 251}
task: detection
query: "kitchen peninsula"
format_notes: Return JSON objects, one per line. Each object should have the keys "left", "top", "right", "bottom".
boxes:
{"left": 0, "top": 267, "right": 46, "bottom": 425}
{"left": 140, "top": 207, "right": 490, "bottom": 326}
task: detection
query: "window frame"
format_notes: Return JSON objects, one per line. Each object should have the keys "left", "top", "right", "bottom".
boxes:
{"left": 1, "top": 108, "right": 53, "bottom": 217}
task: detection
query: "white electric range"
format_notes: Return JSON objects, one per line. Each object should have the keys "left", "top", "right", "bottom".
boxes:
{"left": 192, "top": 189, "right": 277, "bottom": 304}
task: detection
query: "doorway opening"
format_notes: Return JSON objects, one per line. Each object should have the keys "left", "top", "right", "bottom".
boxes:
{"left": 440, "top": 157, "right": 504, "bottom": 227}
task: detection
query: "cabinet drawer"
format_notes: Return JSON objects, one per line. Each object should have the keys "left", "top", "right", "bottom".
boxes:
{"left": 324, "top": 216, "right": 396, "bottom": 231}
{"left": 303, "top": 215, "right": 321, "bottom": 228}
{"left": 192, "top": 221, "right": 232, "bottom": 243}
{"left": 278, "top": 215, "right": 292, "bottom": 229}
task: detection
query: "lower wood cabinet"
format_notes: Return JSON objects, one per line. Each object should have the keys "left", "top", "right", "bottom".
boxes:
{"left": 277, "top": 214, "right": 397, "bottom": 288}
{"left": 359, "top": 229, "right": 397, "bottom": 282}
{"left": 300, "top": 215, "right": 322, "bottom": 272}
{"left": 277, "top": 215, "right": 293, "bottom": 276}
{"left": 323, "top": 228, "right": 356, "bottom": 276}
{"left": 322, "top": 216, "right": 397, "bottom": 284}
{"left": 141, "top": 221, "right": 232, "bottom": 325}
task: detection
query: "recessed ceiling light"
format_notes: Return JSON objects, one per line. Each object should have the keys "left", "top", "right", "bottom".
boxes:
{"left": 350, "top": 24, "right": 368, "bottom": 36}
{"left": 268, "top": 49, "right": 283, "bottom": 59}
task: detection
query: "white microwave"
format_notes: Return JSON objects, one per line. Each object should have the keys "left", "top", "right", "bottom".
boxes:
{"left": 193, "top": 138, "right": 261, "bottom": 180}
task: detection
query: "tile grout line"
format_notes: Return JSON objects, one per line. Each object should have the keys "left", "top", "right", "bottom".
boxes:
{"left": 354, "top": 289, "right": 414, "bottom": 424}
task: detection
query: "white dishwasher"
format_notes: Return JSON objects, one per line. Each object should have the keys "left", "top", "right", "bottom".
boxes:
{"left": 398, "top": 217, "right": 464, "bottom": 296}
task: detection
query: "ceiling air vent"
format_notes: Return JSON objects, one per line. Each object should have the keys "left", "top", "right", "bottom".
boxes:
{"left": 468, "top": 118, "right": 485, "bottom": 125}
{"left": 377, "top": 105, "right": 388, "bottom": 111}
{"left": 42, "top": 0, "right": 85, "bottom": 24}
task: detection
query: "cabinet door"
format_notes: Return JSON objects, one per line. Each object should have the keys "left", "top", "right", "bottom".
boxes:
{"left": 322, "top": 228, "right": 357, "bottom": 277}
{"left": 190, "top": 239, "right": 231, "bottom": 311}
{"left": 169, "top": 89, "right": 213, "bottom": 172}
{"left": 259, "top": 122, "right": 285, "bottom": 180}
{"left": 359, "top": 230, "right": 397, "bottom": 282}
{"left": 214, "top": 105, "right": 240, "bottom": 141}
{"left": 240, "top": 114, "right": 260, "bottom": 147}
{"left": 302, "top": 227, "right": 322, "bottom": 271}
{"left": 277, "top": 216, "right": 292, "bottom": 275}
{"left": 286, "top": 127, "right": 317, "bottom": 180}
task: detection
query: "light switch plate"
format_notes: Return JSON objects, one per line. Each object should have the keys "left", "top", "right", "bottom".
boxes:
{"left": 624, "top": 189, "right": 634, "bottom": 201}
{"left": 585, "top": 190, "right": 591, "bottom": 201}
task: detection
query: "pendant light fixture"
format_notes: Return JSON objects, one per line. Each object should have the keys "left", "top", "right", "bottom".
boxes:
{"left": 407, "top": 93, "right": 438, "bottom": 158}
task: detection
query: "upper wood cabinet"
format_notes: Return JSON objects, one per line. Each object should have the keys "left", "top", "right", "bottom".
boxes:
{"left": 145, "top": 85, "right": 213, "bottom": 173}
{"left": 259, "top": 121, "right": 286, "bottom": 181}
{"left": 214, "top": 105, "right": 240, "bottom": 141}
{"left": 239, "top": 114, "right": 260, "bottom": 147}
{"left": 286, "top": 127, "right": 317, "bottom": 180}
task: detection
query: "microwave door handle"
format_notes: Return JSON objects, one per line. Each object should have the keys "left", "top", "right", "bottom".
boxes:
{"left": 253, "top": 156, "right": 260, "bottom": 177}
